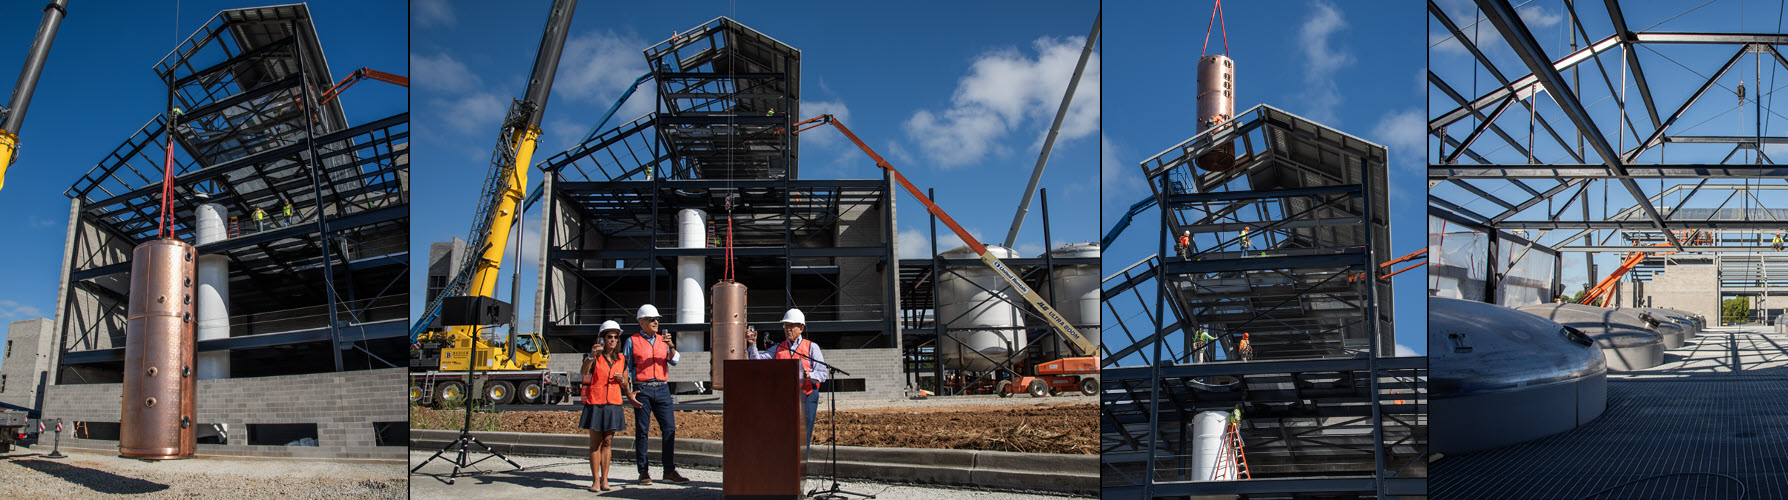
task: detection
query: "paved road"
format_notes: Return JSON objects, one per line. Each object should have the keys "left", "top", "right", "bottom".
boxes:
{"left": 409, "top": 450, "right": 1089, "bottom": 499}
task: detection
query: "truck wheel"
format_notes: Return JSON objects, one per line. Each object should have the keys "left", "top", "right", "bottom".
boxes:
{"left": 1028, "top": 380, "right": 1048, "bottom": 398}
{"left": 486, "top": 381, "right": 516, "bottom": 405}
{"left": 409, "top": 384, "right": 432, "bottom": 406}
{"left": 518, "top": 381, "right": 545, "bottom": 404}
{"left": 1080, "top": 378, "right": 1098, "bottom": 396}
{"left": 437, "top": 381, "right": 467, "bottom": 406}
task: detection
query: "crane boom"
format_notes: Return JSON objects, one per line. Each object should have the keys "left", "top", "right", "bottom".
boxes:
{"left": 792, "top": 114, "right": 1096, "bottom": 357}
{"left": 411, "top": 0, "right": 576, "bottom": 344}
{"left": 0, "top": 0, "right": 69, "bottom": 190}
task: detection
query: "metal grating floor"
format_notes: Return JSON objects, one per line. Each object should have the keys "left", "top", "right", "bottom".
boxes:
{"left": 1432, "top": 326, "right": 1788, "bottom": 499}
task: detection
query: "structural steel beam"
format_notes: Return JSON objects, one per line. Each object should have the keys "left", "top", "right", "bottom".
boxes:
{"left": 1432, "top": 165, "right": 1788, "bottom": 178}
{"left": 1476, "top": 0, "right": 1682, "bottom": 250}
{"left": 1603, "top": 0, "right": 1662, "bottom": 128}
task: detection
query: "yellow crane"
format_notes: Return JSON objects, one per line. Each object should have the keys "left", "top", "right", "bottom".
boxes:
{"left": 0, "top": 0, "right": 69, "bottom": 189}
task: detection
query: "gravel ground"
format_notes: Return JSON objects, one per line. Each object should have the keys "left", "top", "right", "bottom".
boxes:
{"left": 410, "top": 450, "right": 1091, "bottom": 499}
{"left": 0, "top": 447, "right": 404, "bottom": 499}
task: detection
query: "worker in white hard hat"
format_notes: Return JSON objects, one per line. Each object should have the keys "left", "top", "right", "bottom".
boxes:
{"left": 579, "top": 320, "right": 637, "bottom": 491}
{"left": 745, "top": 308, "right": 828, "bottom": 457}
{"left": 622, "top": 304, "right": 689, "bottom": 485}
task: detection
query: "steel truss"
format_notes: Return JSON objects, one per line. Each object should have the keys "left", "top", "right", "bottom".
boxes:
{"left": 1104, "top": 105, "right": 1422, "bottom": 498}
{"left": 54, "top": 5, "right": 409, "bottom": 383}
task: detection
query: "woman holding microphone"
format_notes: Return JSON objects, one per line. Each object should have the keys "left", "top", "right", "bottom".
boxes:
{"left": 580, "top": 320, "right": 638, "bottom": 491}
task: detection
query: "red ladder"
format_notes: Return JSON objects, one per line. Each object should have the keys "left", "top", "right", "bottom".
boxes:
{"left": 1213, "top": 420, "right": 1252, "bottom": 480}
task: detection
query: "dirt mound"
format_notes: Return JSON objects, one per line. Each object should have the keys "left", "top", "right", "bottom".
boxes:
{"left": 412, "top": 402, "right": 1096, "bottom": 454}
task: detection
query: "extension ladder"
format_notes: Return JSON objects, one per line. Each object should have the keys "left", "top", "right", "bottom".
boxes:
{"left": 1212, "top": 419, "right": 1252, "bottom": 480}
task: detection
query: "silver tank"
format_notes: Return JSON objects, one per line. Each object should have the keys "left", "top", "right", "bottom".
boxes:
{"left": 937, "top": 245, "right": 1027, "bottom": 372}
{"left": 1519, "top": 303, "right": 1667, "bottom": 370}
{"left": 1630, "top": 307, "right": 1699, "bottom": 337}
{"left": 1607, "top": 306, "right": 1685, "bottom": 348}
{"left": 1037, "top": 243, "right": 1099, "bottom": 357}
{"left": 1432, "top": 297, "right": 1607, "bottom": 455}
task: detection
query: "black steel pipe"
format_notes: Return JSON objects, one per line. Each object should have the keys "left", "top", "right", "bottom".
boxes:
{"left": 2, "top": 0, "right": 68, "bottom": 134}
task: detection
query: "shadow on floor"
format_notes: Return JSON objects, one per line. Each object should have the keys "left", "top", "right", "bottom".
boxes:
{"left": 11, "top": 458, "right": 170, "bottom": 494}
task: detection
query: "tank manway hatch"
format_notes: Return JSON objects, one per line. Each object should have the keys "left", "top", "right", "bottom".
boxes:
{"left": 711, "top": 280, "right": 747, "bottom": 390}
{"left": 120, "top": 239, "right": 198, "bottom": 460}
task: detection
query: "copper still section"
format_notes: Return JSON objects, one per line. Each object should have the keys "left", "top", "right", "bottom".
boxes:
{"left": 1195, "top": 54, "right": 1237, "bottom": 171}
{"left": 710, "top": 281, "right": 748, "bottom": 390}
{"left": 120, "top": 239, "right": 198, "bottom": 460}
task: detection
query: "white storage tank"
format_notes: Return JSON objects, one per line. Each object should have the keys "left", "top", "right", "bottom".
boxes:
{"left": 937, "top": 245, "right": 1027, "bottom": 372}
{"left": 1037, "top": 243, "right": 1100, "bottom": 357}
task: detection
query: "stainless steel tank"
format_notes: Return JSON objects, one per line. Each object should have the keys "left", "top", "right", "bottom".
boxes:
{"left": 709, "top": 281, "right": 747, "bottom": 390}
{"left": 1629, "top": 307, "right": 1698, "bottom": 337}
{"left": 1431, "top": 297, "right": 1607, "bottom": 455}
{"left": 1519, "top": 303, "right": 1667, "bottom": 370}
{"left": 1037, "top": 243, "right": 1100, "bottom": 357}
{"left": 937, "top": 245, "right": 1026, "bottom": 372}
{"left": 120, "top": 239, "right": 198, "bottom": 460}
{"left": 1195, "top": 54, "right": 1237, "bottom": 171}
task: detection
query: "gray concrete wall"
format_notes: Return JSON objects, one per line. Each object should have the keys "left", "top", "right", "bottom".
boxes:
{"left": 0, "top": 319, "right": 54, "bottom": 410}
{"left": 547, "top": 347, "right": 906, "bottom": 400}
{"left": 39, "top": 367, "right": 406, "bottom": 460}
{"left": 1640, "top": 263, "right": 1721, "bottom": 322}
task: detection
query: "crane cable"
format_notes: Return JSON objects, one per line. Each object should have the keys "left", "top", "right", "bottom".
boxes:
{"left": 1201, "top": 0, "right": 1229, "bottom": 57}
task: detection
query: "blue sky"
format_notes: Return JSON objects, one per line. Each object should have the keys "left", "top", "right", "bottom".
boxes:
{"left": 409, "top": 1, "right": 1101, "bottom": 331}
{"left": 1102, "top": 0, "right": 1430, "bottom": 362}
{"left": 1429, "top": 0, "right": 1787, "bottom": 300}
{"left": 0, "top": 1, "right": 405, "bottom": 359}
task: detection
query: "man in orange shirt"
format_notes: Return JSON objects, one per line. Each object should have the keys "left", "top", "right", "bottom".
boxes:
{"left": 624, "top": 304, "right": 689, "bottom": 485}
{"left": 746, "top": 308, "right": 828, "bottom": 456}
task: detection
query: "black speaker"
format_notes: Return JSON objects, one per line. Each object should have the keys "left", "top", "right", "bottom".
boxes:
{"left": 439, "top": 296, "right": 513, "bottom": 326}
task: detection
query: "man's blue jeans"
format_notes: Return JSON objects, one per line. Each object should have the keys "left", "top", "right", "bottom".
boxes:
{"left": 633, "top": 383, "right": 676, "bottom": 475}
{"left": 803, "top": 390, "right": 820, "bottom": 458}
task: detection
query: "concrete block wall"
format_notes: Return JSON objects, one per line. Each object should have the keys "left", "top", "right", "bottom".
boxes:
{"left": 546, "top": 348, "right": 905, "bottom": 400}
{"left": 0, "top": 319, "right": 55, "bottom": 410}
{"left": 39, "top": 368, "right": 406, "bottom": 460}
{"left": 1641, "top": 263, "right": 1721, "bottom": 322}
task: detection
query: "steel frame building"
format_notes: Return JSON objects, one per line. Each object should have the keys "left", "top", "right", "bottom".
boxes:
{"left": 532, "top": 17, "right": 906, "bottom": 398}
{"left": 1102, "top": 105, "right": 1426, "bottom": 498}
{"left": 45, "top": 4, "right": 408, "bottom": 459}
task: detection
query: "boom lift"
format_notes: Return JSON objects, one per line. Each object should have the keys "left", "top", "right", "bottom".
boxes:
{"left": 0, "top": 0, "right": 69, "bottom": 190}
{"left": 791, "top": 115, "right": 1100, "bottom": 397}
{"left": 1579, "top": 230, "right": 1705, "bottom": 307}
{"left": 409, "top": 0, "right": 577, "bottom": 407}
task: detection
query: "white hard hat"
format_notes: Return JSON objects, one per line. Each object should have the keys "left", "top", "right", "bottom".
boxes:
{"left": 637, "top": 304, "right": 661, "bottom": 319}
{"left": 781, "top": 308, "right": 806, "bottom": 325}
{"left": 599, "top": 320, "right": 622, "bottom": 333}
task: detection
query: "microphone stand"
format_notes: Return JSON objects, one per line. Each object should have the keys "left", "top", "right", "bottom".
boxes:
{"left": 762, "top": 336, "right": 875, "bottom": 500}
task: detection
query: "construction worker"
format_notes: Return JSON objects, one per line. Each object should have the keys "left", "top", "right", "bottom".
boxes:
{"left": 1229, "top": 405, "right": 1243, "bottom": 428}
{"left": 767, "top": 108, "right": 776, "bottom": 117}
{"left": 252, "top": 206, "right": 266, "bottom": 232}
{"left": 1194, "top": 327, "right": 1218, "bottom": 363}
{"left": 1240, "top": 226, "right": 1252, "bottom": 250}
{"left": 1177, "top": 230, "right": 1191, "bottom": 259}
{"left": 1773, "top": 233, "right": 1783, "bottom": 251}
{"left": 1237, "top": 332, "right": 1253, "bottom": 362}
{"left": 745, "top": 308, "right": 828, "bottom": 457}
{"left": 281, "top": 197, "right": 294, "bottom": 227}
{"left": 624, "top": 304, "right": 689, "bottom": 485}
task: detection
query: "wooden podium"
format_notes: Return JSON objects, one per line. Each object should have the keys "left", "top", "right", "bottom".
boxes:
{"left": 723, "top": 359, "right": 806, "bottom": 498}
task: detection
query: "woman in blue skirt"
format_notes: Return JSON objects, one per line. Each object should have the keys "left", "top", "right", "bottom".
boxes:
{"left": 581, "top": 320, "right": 637, "bottom": 491}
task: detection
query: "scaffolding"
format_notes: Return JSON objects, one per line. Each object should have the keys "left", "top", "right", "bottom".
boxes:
{"left": 1103, "top": 105, "right": 1425, "bottom": 498}
{"left": 54, "top": 4, "right": 409, "bottom": 383}
{"left": 534, "top": 18, "right": 898, "bottom": 389}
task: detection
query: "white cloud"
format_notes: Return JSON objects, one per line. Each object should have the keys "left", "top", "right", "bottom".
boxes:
{"left": 904, "top": 36, "right": 1100, "bottom": 168}
{"left": 556, "top": 30, "right": 656, "bottom": 121}
{"left": 800, "top": 100, "right": 852, "bottom": 149}
{"left": 1395, "top": 343, "right": 1420, "bottom": 357}
{"left": 0, "top": 300, "right": 43, "bottom": 320}
{"left": 1296, "top": 0, "right": 1354, "bottom": 124}
{"left": 1371, "top": 108, "right": 1427, "bottom": 173}
{"left": 1100, "top": 134, "right": 1145, "bottom": 212}
{"left": 432, "top": 92, "right": 511, "bottom": 137}
{"left": 1518, "top": 5, "right": 1563, "bottom": 28}
{"left": 413, "top": 0, "right": 455, "bottom": 28}
{"left": 896, "top": 226, "right": 990, "bottom": 259}
{"left": 410, "top": 52, "right": 480, "bottom": 94}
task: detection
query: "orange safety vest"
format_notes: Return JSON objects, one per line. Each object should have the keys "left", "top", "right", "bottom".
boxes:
{"left": 773, "top": 338, "right": 819, "bottom": 395}
{"left": 584, "top": 355, "right": 625, "bottom": 405}
{"left": 1179, "top": 233, "right": 1190, "bottom": 247}
{"left": 629, "top": 335, "right": 671, "bottom": 382}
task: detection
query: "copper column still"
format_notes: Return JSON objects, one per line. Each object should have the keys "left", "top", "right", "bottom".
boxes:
{"left": 120, "top": 239, "right": 198, "bottom": 460}
{"left": 1195, "top": 54, "right": 1237, "bottom": 171}
{"left": 710, "top": 281, "right": 748, "bottom": 390}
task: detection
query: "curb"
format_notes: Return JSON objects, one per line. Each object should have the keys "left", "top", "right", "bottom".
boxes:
{"left": 410, "top": 429, "right": 1096, "bottom": 494}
